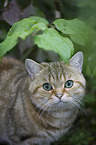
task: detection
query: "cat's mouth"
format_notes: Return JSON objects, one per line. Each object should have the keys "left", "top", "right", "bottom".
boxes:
{"left": 44, "top": 97, "right": 73, "bottom": 112}
{"left": 53, "top": 95, "right": 75, "bottom": 108}
{"left": 46, "top": 95, "right": 73, "bottom": 110}
{"left": 54, "top": 94, "right": 72, "bottom": 103}
{"left": 53, "top": 92, "right": 73, "bottom": 103}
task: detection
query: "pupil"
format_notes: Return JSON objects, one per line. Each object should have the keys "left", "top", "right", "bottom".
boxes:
{"left": 68, "top": 81, "right": 71, "bottom": 86}
{"left": 46, "top": 84, "right": 49, "bottom": 89}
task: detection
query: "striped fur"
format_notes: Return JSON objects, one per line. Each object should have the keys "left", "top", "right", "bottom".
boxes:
{"left": 0, "top": 56, "right": 86, "bottom": 145}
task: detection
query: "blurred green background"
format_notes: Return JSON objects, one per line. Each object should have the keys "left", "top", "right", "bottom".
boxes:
{"left": 0, "top": 0, "right": 96, "bottom": 144}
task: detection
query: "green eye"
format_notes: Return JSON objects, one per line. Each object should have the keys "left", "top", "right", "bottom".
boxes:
{"left": 65, "top": 80, "right": 74, "bottom": 88}
{"left": 43, "top": 83, "right": 53, "bottom": 91}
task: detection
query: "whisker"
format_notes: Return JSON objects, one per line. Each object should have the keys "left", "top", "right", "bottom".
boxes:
{"left": 83, "top": 97, "right": 89, "bottom": 103}
{"left": 35, "top": 100, "right": 48, "bottom": 119}
{"left": 34, "top": 99, "right": 45, "bottom": 111}
{"left": 77, "top": 99, "right": 85, "bottom": 108}
{"left": 39, "top": 98, "right": 59, "bottom": 119}
{"left": 73, "top": 96, "right": 85, "bottom": 108}
{"left": 37, "top": 100, "right": 54, "bottom": 119}
{"left": 73, "top": 98, "right": 87, "bottom": 117}
{"left": 39, "top": 104, "right": 50, "bottom": 118}
{"left": 39, "top": 105, "right": 53, "bottom": 120}
{"left": 72, "top": 100, "right": 81, "bottom": 109}
{"left": 76, "top": 99, "right": 87, "bottom": 113}
{"left": 79, "top": 100, "right": 87, "bottom": 116}
{"left": 78, "top": 95, "right": 88, "bottom": 102}
{"left": 45, "top": 105, "right": 52, "bottom": 123}
{"left": 72, "top": 100, "right": 84, "bottom": 118}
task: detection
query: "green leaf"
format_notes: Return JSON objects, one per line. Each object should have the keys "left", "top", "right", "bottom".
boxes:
{"left": 29, "top": 16, "right": 49, "bottom": 24}
{"left": 54, "top": 18, "right": 85, "bottom": 34}
{"left": 53, "top": 18, "right": 93, "bottom": 46}
{"left": 0, "top": 16, "right": 48, "bottom": 58}
{"left": 33, "top": 28, "right": 74, "bottom": 62}
{"left": 70, "top": 34, "right": 86, "bottom": 46}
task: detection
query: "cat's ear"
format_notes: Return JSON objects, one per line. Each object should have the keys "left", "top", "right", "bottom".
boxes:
{"left": 25, "top": 59, "right": 44, "bottom": 79}
{"left": 69, "top": 52, "right": 83, "bottom": 73}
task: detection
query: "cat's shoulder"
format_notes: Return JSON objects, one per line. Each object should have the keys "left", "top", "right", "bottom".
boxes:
{"left": 0, "top": 56, "right": 24, "bottom": 72}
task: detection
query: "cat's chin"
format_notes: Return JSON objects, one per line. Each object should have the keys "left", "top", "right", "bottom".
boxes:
{"left": 45, "top": 101, "right": 75, "bottom": 112}
{"left": 57, "top": 100, "right": 74, "bottom": 107}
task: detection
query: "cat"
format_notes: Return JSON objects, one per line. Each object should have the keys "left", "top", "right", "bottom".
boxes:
{"left": 0, "top": 52, "right": 86, "bottom": 145}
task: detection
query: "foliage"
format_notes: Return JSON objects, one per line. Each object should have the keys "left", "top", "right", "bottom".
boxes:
{"left": 0, "top": 0, "right": 96, "bottom": 76}
{"left": 0, "top": 16, "right": 48, "bottom": 58}
{"left": 0, "top": 16, "right": 94, "bottom": 64}
{"left": 33, "top": 28, "right": 74, "bottom": 62}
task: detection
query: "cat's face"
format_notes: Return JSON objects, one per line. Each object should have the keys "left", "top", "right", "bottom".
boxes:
{"left": 25, "top": 52, "right": 86, "bottom": 111}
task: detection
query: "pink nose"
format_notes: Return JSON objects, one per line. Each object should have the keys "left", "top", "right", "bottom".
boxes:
{"left": 56, "top": 93, "right": 63, "bottom": 99}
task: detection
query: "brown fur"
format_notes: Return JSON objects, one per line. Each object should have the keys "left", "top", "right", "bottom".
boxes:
{"left": 0, "top": 53, "right": 86, "bottom": 145}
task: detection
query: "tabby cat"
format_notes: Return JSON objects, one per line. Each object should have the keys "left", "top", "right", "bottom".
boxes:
{"left": 0, "top": 52, "right": 86, "bottom": 145}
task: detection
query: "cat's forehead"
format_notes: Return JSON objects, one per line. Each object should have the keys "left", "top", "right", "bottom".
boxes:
{"left": 48, "top": 61, "right": 66, "bottom": 79}
{"left": 43, "top": 61, "right": 81, "bottom": 82}
{"left": 48, "top": 61, "right": 73, "bottom": 77}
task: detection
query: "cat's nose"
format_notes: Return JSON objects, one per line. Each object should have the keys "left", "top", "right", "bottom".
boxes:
{"left": 56, "top": 93, "right": 63, "bottom": 99}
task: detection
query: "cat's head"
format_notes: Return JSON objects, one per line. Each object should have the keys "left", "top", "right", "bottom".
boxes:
{"left": 25, "top": 52, "right": 86, "bottom": 111}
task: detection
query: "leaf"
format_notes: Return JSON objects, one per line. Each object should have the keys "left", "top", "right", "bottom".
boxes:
{"left": 53, "top": 18, "right": 87, "bottom": 34}
{"left": 53, "top": 18, "right": 93, "bottom": 46}
{"left": 0, "top": 16, "right": 48, "bottom": 58}
{"left": 33, "top": 28, "right": 74, "bottom": 62}
{"left": 70, "top": 34, "right": 86, "bottom": 46}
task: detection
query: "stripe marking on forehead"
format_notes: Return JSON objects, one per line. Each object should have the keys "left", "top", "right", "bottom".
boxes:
{"left": 49, "top": 62, "right": 66, "bottom": 81}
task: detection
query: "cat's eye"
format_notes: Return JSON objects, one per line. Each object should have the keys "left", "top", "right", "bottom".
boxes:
{"left": 65, "top": 80, "right": 74, "bottom": 88}
{"left": 43, "top": 83, "right": 53, "bottom": 91}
